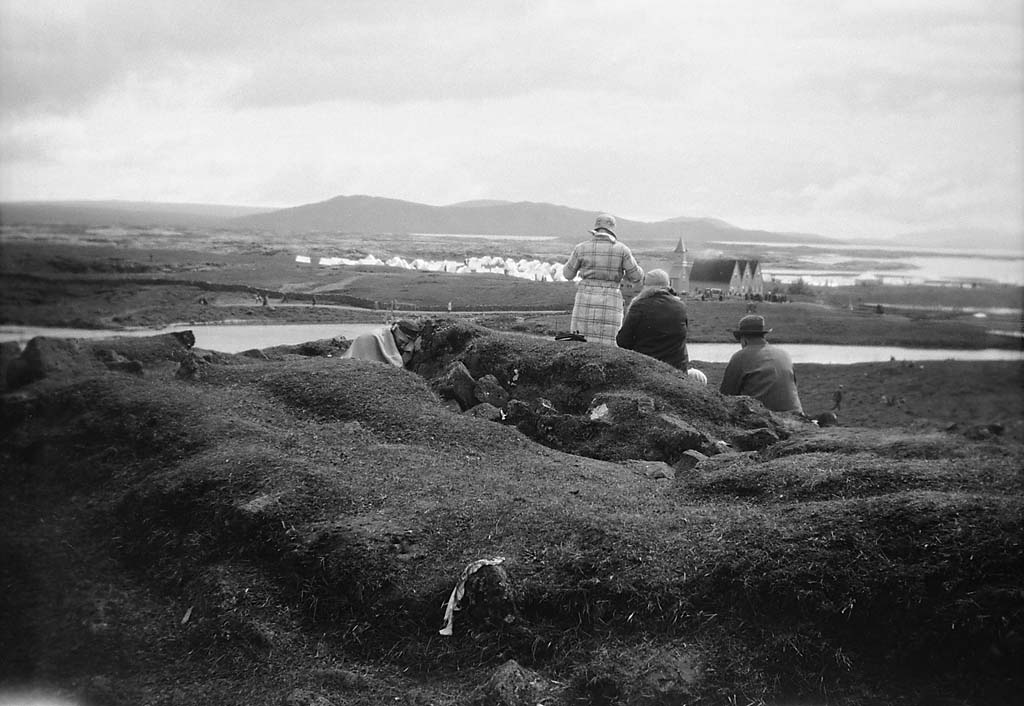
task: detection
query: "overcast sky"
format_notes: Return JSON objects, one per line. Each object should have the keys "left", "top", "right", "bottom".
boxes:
{"left": 1, "top": 0, "right": 1021, "bottom": 242}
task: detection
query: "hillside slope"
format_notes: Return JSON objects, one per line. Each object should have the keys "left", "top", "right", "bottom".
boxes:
{"left": 0, "top": 201, "right": 274, "bottom": 228}
{"left": 1, "top": 323, "right": 1020, "bottom": 705}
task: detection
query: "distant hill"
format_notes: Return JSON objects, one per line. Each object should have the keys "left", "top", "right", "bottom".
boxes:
{"left": 229, "top": 194, "right": 835, "bottom": 246}
{"left": 0, "top": 195, "right": 837, "bottom": 247}
{"left": 446, "top": 199, "right": 515, "bottom": 208}
{"left": 0, "top": 200, "right": 274, "bottom": 228}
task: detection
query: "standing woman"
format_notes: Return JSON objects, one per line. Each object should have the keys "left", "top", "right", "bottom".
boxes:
{"left": 563, "top": 214, "right": 644, "bottom": 345}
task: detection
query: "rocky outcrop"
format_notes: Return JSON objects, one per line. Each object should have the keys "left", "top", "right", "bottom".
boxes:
{"left": 4, "top": 332, "right": 196, "bottom": 390}
{"left": 409, "top": 318, "right": 797, "bottom": 465}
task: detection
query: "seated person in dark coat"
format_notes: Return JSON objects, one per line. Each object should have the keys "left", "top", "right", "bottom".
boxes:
{"left": 720, "top": 315, "right": 803, "bottom": 413}
{"left": 616, "top": 269, "right": 707, "bottom": 383}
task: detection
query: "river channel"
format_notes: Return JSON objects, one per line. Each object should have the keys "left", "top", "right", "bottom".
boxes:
{"left": 1, "top": 323, "right": 1021, "bottom": 364}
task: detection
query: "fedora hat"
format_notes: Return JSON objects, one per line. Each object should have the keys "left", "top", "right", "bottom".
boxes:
{"left": 733, "top": 314, "right": 772, "bottom": 340}
{"left": 589, "top": 213, "right": 616, "bottom": 237}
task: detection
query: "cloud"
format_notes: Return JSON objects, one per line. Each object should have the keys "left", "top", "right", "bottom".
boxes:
{"left": 0, "top": 1, "right": 1020, "bottom": 241}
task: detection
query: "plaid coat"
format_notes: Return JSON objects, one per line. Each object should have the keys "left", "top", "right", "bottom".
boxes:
{"left": 564, "top": 233, "right": 644, "bottom": 345}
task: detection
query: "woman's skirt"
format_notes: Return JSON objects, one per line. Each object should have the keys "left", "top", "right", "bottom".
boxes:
{"left": 570, "top": 280, "right": 623, "bottom": 345}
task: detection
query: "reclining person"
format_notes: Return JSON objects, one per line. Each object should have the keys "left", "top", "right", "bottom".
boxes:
{"left": 342, "top": 319, "right": 422, "bottom": 367}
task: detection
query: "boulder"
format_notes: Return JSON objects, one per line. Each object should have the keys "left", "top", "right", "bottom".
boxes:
{"left": 462, "top": 562, "right": 517, "bottom": 631}
{"left": 9, "top": 337, "right": 87, "bottom": 388}
{"left": 176, "top": 351, "right": 208, "bottom": 381}
{"left": 586, "top": 393, "right": 657, "bottom": 425}
{"left": 4, "top": 332, "right": 196, "bottom": 390}
{"left": 963, "top": 422, "right": 1005, "bottom": 440}
{"left": 674, "top": 449, "right": 709, "bottom": 472}
{"left": 439, "top": 398, "right": 463, "bottom": 414}
{"left": 626, "top": 650, "right": 701, "bottom": 704}
{"left": 466, "top": 402, "right": 503, "bottom": 421}
{"left": 657, "top": 413, "right": 707, "bottom": 448}
{"left": 474, "top": 374, "right": 509, "bottom": 408}
{"left": 622, "top": 460, "right": 676, "bottom": 480}
{"left": 467, "top": 660, "right": 549, "bottom": 706}
{"left": 702, "top": 440, "right": 735, "bottom": 456}
{"left": 433, "top": 360, "right": 478, "bottom": 411}
{"left": 730, "top": 427, "right": 781, "bottom": 452}
{"left": 241, "top": 348, "right": 271, "bottom": 360}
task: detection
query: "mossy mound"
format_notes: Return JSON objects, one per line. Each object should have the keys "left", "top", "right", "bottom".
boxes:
{"left": 1, "top": 330, "right": 1022, "bottom": 705}
{"left": 410, "top": 318, "right": 793, "bottom": 464}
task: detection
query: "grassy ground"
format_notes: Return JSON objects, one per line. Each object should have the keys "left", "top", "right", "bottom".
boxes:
{"left": 2, "top": 321, "right": 1022, "bottom": 706}
{"left": 1, "top": 237, "right": 1022, "bottom": 705}
{"left": 2, "top": 241, "right": 1020, "bottom": 348}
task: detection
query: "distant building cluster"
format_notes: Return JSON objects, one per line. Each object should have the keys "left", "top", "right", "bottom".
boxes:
{"left": 689, "top": 258, "right": 765, "bottom": 297}
{"left": 297, "top": 253, "right": 570, "bottom": 281}
{"left": 296, "top": 241, "right": 779, "bottom": 295}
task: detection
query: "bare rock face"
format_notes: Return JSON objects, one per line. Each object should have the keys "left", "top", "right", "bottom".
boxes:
{"left": 467, "top": 660, "right": 550, "bottom": 706}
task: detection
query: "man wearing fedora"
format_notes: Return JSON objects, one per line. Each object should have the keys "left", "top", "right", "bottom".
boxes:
{"left": 563, "top": 214, "right": 644, "bottom": 345}
{"left": 720, "top": 314, "right": 803, "bottom": 414}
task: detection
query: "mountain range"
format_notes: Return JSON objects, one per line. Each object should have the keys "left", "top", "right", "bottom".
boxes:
{"left": 0, "top": 195, "right": 836, "bottom": 247}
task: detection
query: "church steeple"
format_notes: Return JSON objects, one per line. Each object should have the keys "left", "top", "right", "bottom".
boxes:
{"left": 669, "top": 237, "right": 691, "bottom": 293}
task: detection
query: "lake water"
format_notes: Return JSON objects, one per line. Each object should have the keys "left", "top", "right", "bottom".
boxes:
{"left": 709, "top": 241, "right": 1024, "bottom": 286}
{"left": 1, "top": 324, "right": 1020, "bottom": 363}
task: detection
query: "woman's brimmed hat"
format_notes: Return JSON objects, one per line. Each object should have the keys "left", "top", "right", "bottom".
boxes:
{"left": 733, "top": 314, "right": 772, "bottom": 340}
{"left": 589, "top": 213, "right": 616, "bottom": 237}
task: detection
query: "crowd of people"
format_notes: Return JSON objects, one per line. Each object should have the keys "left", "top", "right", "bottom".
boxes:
{"left": 346, "top": 213, "right": 805, "bottom": 418}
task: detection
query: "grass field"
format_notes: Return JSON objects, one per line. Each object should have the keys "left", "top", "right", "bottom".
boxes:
{"left": 2, "top": 240, "right": 1021, "bottom": 348}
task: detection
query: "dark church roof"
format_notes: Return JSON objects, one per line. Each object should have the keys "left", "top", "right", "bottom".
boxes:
{"left": 673, "top": 238, "right": 686, "bottom": 253}
{"left": 689, "top": 258, "right": 759, "bottom": 283}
